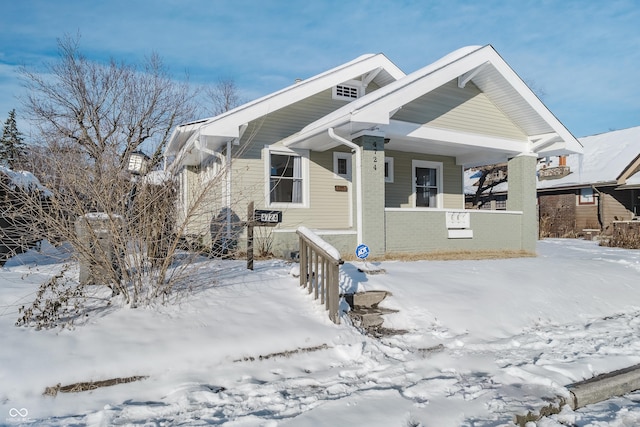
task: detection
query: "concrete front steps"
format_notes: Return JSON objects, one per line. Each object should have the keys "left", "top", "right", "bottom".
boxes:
{"left": 344, "top": 290, "right": 406, "bottom": 337}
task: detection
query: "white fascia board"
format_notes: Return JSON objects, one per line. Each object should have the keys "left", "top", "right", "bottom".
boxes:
{"left": 289, "top": 47, "right": 488, "bottom": 143}
{"left": 409, "top": 126, "right": 529, "bottom": 154}
{"left": 348, "top": 45, "right": 581, "bottom": 157}
{"left": 482, "top": 47, "right": 583, "bottom": 155}
{"left": 536, "top": 141, "right": 585, "bottom": 157}
{"left": 456, "top": 151, "right": 513, "bottom": 168}
{"left": 164, "top": 126, "right": 183, "bottom": 157}
{"left": 165, "top": 121, "right": 204, "bottom": 157}
{"left": 349, "top": 48, "right": 497, "bottom": 126}
{"left": 198, "top": 53, "right": 405, "bottom": 139}
{"left": 282, "top": 116, "right": 351, "bottom": 148}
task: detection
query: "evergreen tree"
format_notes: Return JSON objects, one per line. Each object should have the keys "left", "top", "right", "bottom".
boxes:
{"left": 0, "top": 109, "right": 26, "bottom": 168}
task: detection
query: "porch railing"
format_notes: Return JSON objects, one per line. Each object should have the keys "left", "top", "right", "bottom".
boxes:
{"left": 296, "top": 226, "right": 343, "bottom": 324}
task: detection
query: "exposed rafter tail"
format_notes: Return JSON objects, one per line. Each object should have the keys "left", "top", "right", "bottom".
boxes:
{"left": 529, "top": 132, "right": 559, "bottom": 152}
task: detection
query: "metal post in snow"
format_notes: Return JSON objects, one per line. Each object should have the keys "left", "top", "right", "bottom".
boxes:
{"left": 247, "top": 201, "right": 254, "bottom": 271}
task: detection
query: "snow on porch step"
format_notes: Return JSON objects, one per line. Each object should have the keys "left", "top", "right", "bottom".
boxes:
{"left": 344, "top": 290, "right": 391, "bottom": 309}
{"left": 348, "top": 307, "right": 398, "bottom": 329}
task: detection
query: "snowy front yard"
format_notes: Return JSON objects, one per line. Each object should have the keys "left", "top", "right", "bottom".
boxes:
{"left": 2, "top": 239, "right": 640, "bottom": 426}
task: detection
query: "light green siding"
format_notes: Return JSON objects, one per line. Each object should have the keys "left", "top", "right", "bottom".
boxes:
{"left": 392, "top": 80, "right": 528, "bottom": 141}
{"left": 385, "top": 210, "right": 524, "bottom": 253}
{"left": 356, "top": 135, "right": 386, "bottom": 256}
{"left": 507, "top": 154, "right": 538, "bottom": 252}
{"left": 385, "top": 150, "right": 463, "bottom": 209}
{"left": 187, "top": 89, "right": 360, "bottom": 241}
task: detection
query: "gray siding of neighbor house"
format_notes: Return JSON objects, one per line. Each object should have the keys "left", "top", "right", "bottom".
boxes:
{"left": 600, "top": 187, "right": 635, "bottom": 234}
{"left": 391, "top": 80, "right": 528, "bottom": 141}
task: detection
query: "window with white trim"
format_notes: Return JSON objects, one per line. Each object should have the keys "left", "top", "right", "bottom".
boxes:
{"left": 333, "top": 152, "right": 352, "bottom": 179}
{"left": 412, "top": 160, "right": 443, "bottom": 208}
{"left": 384, "top": 157, "right": 394, "bottom": 183}
{"left": 268, "top": 149, "right": 306, "bottom": 206}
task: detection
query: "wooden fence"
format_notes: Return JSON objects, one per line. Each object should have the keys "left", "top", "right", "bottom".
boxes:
{"left": 296, "top": 227, "right": 343, "bottom": 324}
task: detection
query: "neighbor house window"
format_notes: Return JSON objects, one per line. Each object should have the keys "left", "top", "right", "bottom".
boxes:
{"left": 268, "top": 148, "right": 307, "bottom": 206}
{"left": 412, "top": 160, "right": 443, "bottom": 208}
{"left": 579, "top": 187, "right": 595, "bottom": 205}
{"left": 333, "top": 152, "right": 352, "bottom": 179}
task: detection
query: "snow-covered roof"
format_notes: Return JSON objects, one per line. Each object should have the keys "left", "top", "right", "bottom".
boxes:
{"left": 538, "top": 125, "right": 640, "bottom": 190}
{"left": 0, "top": 166, "right": 52, "bottom": 197}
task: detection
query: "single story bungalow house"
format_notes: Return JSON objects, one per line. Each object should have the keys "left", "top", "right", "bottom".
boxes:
{"left": 164, "top": 45, "right": 582, "bottom": 258}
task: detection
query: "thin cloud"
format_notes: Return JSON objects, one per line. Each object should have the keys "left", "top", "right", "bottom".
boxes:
{"left": 0, "top": 0, "right": 638, "bottom": 138}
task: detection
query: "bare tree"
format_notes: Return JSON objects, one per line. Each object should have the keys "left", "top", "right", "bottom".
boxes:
{"left": 20, "top": 34, "right": 197, "bottom": 174}
{"left": 204, "top": 78, "right": 243, "bottom": 116}
{"left": 10, "top": 33, "right": 211, "bottom": 316}
{"left": 470, "top": 164, "right": 508, "bottom": 209}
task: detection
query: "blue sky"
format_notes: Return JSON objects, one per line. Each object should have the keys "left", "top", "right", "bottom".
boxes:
{"left": 1, "top": 0, "right": 639, "bottom": 139}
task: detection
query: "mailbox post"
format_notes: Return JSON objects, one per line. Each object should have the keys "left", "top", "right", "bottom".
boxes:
{"left": 246, "top": 201, "right": 282, "bottom": 270}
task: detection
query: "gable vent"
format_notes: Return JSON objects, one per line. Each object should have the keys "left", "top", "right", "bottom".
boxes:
{"left": 333, "top": 83, "right": 361, "bottom": 101}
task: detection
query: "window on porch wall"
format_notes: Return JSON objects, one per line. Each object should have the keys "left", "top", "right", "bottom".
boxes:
{"left": 270, "top": 153, "right": 303, "bottom": 204}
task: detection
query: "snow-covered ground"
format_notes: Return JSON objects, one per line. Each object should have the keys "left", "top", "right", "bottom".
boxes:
{"left": 2, "top": 239, "right": 640, "bottom": 426}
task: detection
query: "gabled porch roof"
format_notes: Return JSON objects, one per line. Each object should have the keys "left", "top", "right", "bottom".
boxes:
{"left": 282, "top": 45, "right": 582, "bottom": 167}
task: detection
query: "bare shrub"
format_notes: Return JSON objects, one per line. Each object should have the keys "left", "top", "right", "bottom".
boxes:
{"left": 15, "top": 265, "right": 87, "bottom": 330}
{"left": 603, "top": 222, "right": 640, "bottom": 249}
{"left": 7, "top": 34, "right": 226, "bottom": 311}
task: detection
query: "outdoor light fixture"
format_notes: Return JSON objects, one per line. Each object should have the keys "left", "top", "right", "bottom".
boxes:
{"left": 127, "top": 151, "right": 150, "bottom": 176}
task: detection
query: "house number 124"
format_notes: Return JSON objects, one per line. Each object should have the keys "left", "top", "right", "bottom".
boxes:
{"left": 373, "top": 140, "right": 379, "bottom": 171}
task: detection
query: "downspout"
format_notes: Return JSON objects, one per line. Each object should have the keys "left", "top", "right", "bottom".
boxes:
{"left": 592, "top": 185, "right": 604, "bottom": 232}
{"left": 226, "top": 139, "right": 233, "bottom": 241}
{"left": 194, "top": 136, "right": 231, "bottom": 240}
{"left": 328, "top": 128, "right": 363, "bottom": 244}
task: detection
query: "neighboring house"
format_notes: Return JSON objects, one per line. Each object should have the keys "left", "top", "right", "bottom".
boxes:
{"left": 537, "top": 126, "right": 640, "bottom": 237}
{"left": 164, "top": 45, "right": 581, "bottom": 258}
{"left": 464, "top": 164, "right": 509, "bottom": 210}
{"left": 0, "top": 166, "right": 51, "bottom": 264}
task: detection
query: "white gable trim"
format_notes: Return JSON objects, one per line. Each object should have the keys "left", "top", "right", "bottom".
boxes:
{"left": 284, "top": 45, "right": 582, "bottom": 164}
{"left": 166, "top": 53, "right": 405, "bottom": 162}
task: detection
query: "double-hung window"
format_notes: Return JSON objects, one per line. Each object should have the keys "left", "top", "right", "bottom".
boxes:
{"left": 412, "top": 160, "right": 443, "bottom": 208}
{"left": 268, "top": 149, "right": 306, "bottom": 206}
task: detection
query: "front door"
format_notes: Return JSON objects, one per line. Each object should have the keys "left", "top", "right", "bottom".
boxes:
{"left": 415, "top": 167, "right": 438, "bottom": 207}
